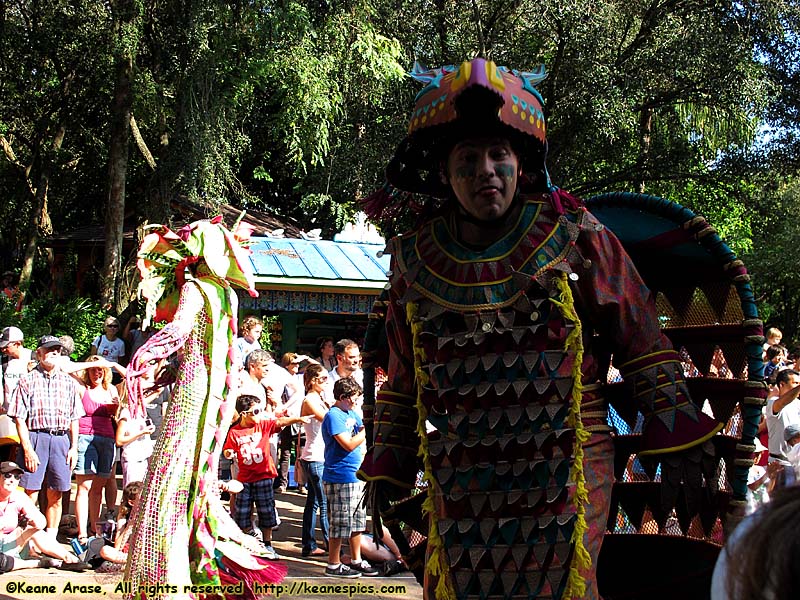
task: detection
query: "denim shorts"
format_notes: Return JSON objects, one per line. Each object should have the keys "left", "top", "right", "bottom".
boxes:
{"left": 75, "top": 433, "right": 116, "bottom": 477}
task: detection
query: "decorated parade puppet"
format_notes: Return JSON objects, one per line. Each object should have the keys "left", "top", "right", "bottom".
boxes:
{"left": 357, "top": 58, "right": 745, "bottom": 600}
{"left": 123, "top": 216, "right": 286, "bottom": 599}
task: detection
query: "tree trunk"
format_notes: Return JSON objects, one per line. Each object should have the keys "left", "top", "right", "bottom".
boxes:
{"left": 18, "top": 126, "right": 65, "bottom": 304}
{"left": 434, "top": 0, "right": 449, "bottom": 62}
{"left": 101, "top": 0, "right": 138, "bottom": 312}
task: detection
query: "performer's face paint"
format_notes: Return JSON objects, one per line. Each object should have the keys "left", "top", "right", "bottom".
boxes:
{"left": 445, "top": 137, "right": 519, "bottom": 222}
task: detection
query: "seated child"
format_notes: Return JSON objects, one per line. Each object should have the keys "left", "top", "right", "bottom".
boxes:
{"left": 92, "top": 481, "right": 143, "bottom": 572}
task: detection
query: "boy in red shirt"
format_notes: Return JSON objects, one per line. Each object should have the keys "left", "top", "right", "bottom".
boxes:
{"left": 223, "top": 394, "right": 308, "bottom": 559}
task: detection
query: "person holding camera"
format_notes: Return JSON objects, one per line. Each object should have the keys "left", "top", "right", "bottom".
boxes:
{"left": 115, "top": 393, "right": 156, "bottom": 487}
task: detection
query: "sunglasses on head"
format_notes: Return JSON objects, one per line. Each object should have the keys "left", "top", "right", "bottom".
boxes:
{"left": 240, "top": 407, "right": 262, "bottom": 416}
{"left": 3, "top": 472, "right": 21, "bottom": 480}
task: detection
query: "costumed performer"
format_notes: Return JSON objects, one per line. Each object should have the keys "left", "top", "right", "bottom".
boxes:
{"left": 358, "top": 58, "right": 724, "bottom": 600}
{"left": 123, "top": 216, "right": 286, "bottom": 599}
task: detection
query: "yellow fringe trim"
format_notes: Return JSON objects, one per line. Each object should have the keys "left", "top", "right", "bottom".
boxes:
{"left": 406, "top": 301, "right": 456, "bottom": 600}
{"left": 550, "top": 273, "right": 591, "bottom": 599}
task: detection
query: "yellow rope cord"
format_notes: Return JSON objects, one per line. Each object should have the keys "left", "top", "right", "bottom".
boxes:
{"left": 550, "top": 272, "right": 591, "bottom": 599}
{"left": 406, "top": 301, "right": 456, "bottom": 600}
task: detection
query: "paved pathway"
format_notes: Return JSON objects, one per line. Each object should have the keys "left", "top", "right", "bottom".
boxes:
{"left": 0, "top": 488, "right": 421, "bottom": 600}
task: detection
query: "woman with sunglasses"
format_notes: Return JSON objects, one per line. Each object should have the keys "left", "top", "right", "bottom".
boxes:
{"left": 0, "top": 461, "right": 86, "bottom": 571}
{"left": 298, "top": 363, "right": 331, "bottom": 557}
{"left": 90, "top": 317, "right": 127, "bottom": 370}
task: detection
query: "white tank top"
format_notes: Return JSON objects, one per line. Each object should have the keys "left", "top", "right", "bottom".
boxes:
{"left": 300, "top": 393, "right": 327, "bottom": 462}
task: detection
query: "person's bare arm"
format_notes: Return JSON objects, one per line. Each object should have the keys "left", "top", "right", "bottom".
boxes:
{"left": 301, "top": 393, "right": 328, "bottom": 422}
{"left": 765, "top": 461, "right": 784, "bottom": 493}
{"left": 377, "top": 525, "right": 404, "bottom": 561}
{"left": 771, "top": 383, "right": 800, "bottom": 415}
{"left": 67, "top": 419, "right": 79, "bottom": 470}
{"left": 115, "top": 416, "right": 155, "bottom": 446}
{"left": 757, "top": 414, "right": 768, "bottom": 435}
{"left": 334, "top": 425, "right": 366, "bottom": 452}
{"left": 60, "top": 357, "right": 124, "bottom": 375}
{"left": 20, "top": 494, "right": 46, "bottom": 531}
{"left": 275, "top": 415, "right": 311, "bottom": 429}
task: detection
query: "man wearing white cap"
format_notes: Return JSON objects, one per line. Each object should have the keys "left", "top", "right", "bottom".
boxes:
{"left": 0, "top": 327, "right": 33, "bottom": 413}
{"left": 6, "top": 335, "right": 83, "bottom": 535}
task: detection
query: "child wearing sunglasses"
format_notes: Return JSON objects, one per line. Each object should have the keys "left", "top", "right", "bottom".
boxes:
{"left": 222, "top": 394, "right": 309, "bottom": 560}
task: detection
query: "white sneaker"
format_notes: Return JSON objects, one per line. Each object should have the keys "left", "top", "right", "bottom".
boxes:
{"left": 263, "top": 545, "right": 280, "bottom": 560}
{"left": 325, "top": 563, "right": 361, "bottom": 578}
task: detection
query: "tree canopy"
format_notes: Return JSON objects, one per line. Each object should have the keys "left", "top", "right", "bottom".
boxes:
{"left": 1, "top": 0, "right": 799, "bottom": 340}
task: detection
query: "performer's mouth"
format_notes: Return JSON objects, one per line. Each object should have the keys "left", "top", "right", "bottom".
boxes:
{"left": 477, "top": 185, "right": 502, "bottom": 198}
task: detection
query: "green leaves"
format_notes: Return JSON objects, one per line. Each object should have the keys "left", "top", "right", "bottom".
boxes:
{"left": 1, "top": 0, "right": 798, "bottom": 336}
{"left": 0, "top": 294, "right": 107, "bottom": 359}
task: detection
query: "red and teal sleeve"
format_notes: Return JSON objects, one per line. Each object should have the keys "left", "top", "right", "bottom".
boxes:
{"left": 572, "top": 208, "right": 723, "bottom": 454}
{"left": 358, "top": 261, "right": 421, "bottom": 489}
{"left": 617, "top": 350, "right": 724, "bottom": 454}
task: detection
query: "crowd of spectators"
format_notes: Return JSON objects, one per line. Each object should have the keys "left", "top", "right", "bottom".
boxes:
{"left": 0, "top": 316, "right": 162, "bottom": 573}
{"left": 711, "top": 326, "right": 800, "bottom": 597}
{"left": 0, "top": 310, "right": 408, "bottom": 578}
{"left": 225, "top": 317, "right": 403, "bottom": 578}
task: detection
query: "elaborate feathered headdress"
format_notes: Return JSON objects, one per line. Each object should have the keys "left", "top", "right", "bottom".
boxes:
{"left": 136, "top": 215, "right": 258, "bottom": 326}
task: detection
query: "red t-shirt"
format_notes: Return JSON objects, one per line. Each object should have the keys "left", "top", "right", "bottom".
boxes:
{"left": 223, "top": 419, "right": 279, "bottom": 483}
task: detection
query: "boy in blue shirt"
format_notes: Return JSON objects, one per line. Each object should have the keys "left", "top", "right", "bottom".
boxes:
{"left": 321, "top": 377, "right": 377, "bottom": 578}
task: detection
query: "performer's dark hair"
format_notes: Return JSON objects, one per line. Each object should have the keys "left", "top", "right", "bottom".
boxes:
{"left": 767, "top": 344, "right": 786, "bottom": 361}
{"left": 119, "top": 481, "right": 144, "bottom": 522}
{"left": 304, "top": 363, "right": 325, "bottom": 392}
{"left": 241, "top": 315, "right": 263, "bottom": 334}
{"left": 334, "top": 339, "right": 358, "bottom": 356}
{"left": 726, "top": 485, "right": 800, "bottom": 599}
{"left": 316, "top": 336, "right": 334, "bottom": 355}
{"left": 245, "top": 349, "right": 272, "bottom": 370}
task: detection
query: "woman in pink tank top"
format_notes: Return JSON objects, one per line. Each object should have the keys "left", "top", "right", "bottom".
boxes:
{"left": 73, "top": 355, "right": 119, "bottom": 545}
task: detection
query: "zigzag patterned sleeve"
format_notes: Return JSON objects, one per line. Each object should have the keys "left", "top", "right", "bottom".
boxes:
{"left": 572, "top": 210, "right": 723, "bottom": 454}
{"left": 357, "top": 251, "right": 421, "bottom": 489}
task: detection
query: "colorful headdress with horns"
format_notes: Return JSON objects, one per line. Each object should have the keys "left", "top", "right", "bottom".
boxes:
{"left": 364, "top": 58, "right": 550, "bottom": 221}
{"left": 136, "top": 215, "right": 258, "bottom": 326}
